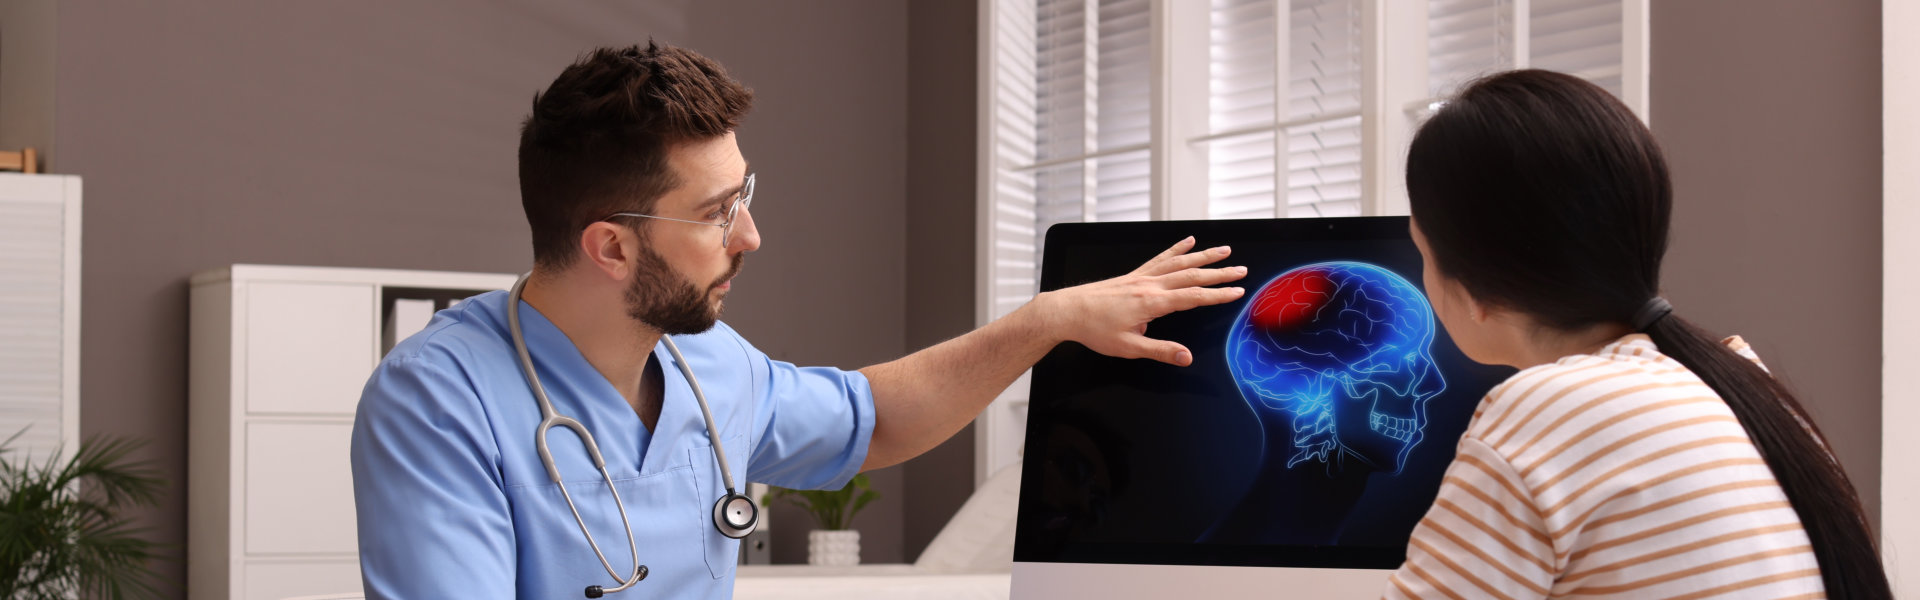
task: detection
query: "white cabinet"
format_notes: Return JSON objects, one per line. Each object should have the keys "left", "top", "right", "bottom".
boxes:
{"left": 189, "top": 265, "right": 515, "bottom": 600}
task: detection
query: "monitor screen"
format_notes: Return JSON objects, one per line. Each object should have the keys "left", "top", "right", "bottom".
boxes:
{"left": 1013, "top": 217, "right": 1515, "bottom": 571}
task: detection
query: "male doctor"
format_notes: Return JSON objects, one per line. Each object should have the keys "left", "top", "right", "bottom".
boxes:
{"left": 349, "top": 41, "right": 1247, "bottom": 599}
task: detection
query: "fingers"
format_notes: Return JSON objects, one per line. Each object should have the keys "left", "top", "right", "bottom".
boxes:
{"left": 1158, "top": 265, "right": 1248, "bottom": 290}
{"left": 1160, "top": 286, "right": 1246, "bottom": 313}
{"left": 1138, "top": 242, "right": 1233, "bottom": 276}
{"left": 1134, "top": 236, "right": 1197, "bottom": 275}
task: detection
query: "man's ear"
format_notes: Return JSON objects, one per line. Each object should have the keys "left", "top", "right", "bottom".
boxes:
{"left": 578, "top": 221, "right": 637, "bottom": 280}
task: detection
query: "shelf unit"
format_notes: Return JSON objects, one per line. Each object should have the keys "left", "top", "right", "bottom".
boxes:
{"left": 188, "top": 265, "right": 515, "bottom": 600}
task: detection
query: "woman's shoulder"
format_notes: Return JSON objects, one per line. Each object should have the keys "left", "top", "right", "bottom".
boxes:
{"left": 1461, "top": 335, "right": 1724, "bottom": 451}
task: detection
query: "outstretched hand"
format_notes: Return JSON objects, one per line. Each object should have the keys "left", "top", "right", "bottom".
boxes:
{"left": 1031, "top": 236, "right": 1247, "bottom": 366}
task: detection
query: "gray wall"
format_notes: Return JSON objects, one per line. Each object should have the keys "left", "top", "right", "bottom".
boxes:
{"left": 681, "top": 0, "right": 912, "bottom": 566}
{"left": 0, "top": 0, "right": 56, "bottom": 163}
{"left": 45, "top": 0, "right": 943, "bottom": 594}
{"left": 1651, "top": 0, "right": 1883, "bottom": 519}
{"left": 902, "top": 0, "right": 980, "bottom": 561}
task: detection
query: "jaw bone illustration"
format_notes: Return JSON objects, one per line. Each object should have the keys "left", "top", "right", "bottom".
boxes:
{"left": 1225, "top": 261, "right": 1445, "bottom": 476}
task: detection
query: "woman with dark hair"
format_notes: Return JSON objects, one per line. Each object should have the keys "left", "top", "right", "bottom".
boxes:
{"left": 1388, "top": 70, "right": 1891, "bottom": 599}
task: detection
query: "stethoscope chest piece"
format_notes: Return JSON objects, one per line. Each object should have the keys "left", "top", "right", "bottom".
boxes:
{"left": 715, "top": 492, "right": 759, "bottom": 539}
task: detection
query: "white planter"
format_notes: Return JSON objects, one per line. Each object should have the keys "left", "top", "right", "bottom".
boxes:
{"left": 807, "top": 529, "right": 861, "bottom": 566}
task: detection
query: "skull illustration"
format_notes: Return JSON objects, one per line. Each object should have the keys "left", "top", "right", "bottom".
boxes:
{"left": 1225, "top": 261, "right": 1445, "bottom": 475}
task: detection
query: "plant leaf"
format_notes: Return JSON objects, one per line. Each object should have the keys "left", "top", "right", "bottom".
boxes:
{"left": 0, "top": 434, "right": 167, "bottom": 599}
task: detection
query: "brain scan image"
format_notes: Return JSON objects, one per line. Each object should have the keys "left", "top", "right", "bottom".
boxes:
{"left": 1195, "top": 260, "right": 1451, "bottom": 545}
{"left": 1018, "top": 220, "right": 1522, "bottom": 562}
{"left": 1226, "top": 262, "right": 1447, "bottom": 477}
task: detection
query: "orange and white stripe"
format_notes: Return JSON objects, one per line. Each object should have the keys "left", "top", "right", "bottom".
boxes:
{"left": 1385, "top": 334, "right": 1824, "bottom": 599}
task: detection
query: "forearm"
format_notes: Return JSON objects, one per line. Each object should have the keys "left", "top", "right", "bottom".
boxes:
{"left": 857, "top": 295, "right": 1061, "bottom": 471}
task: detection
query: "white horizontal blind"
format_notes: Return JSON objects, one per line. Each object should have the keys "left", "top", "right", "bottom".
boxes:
{"left": 990, "top": 0, "right": 1041, "bottom": 321}
{"left": 1206, "top": 0, "right": 1278, "bottom": 219}
{"left": 0, "top": 177, "right": 77, "bottom": 465}
{"left": 1530, "top": 0, "right": 1623, "bottom": 99}
{"left": 1428, "top": 0, "right": 1625, "bottom": 102}
{"left": 1205, "top": 0, "right": 1364, "bottom": 220}
{"left": 1284, "top": 0, "right": 1364, "bottom": 218}
{"left": 1019, "top": 0, "right": 1155, "bottom": 312}
{"left": 1034, "top": 0, "right": 1093, "bottom": 269}
{"left": 1428, "top": 0, "right": 1513, "bottom": 98}
{"left": 1092, "top": 0, "right": 1153, "bottom": 223}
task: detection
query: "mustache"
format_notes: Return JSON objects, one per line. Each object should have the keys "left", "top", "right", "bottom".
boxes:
{"left": 713, "top": 254, "right": 745, "bottom": 288}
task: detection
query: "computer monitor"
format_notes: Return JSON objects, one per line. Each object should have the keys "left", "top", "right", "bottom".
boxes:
{"left": 1011, "top": 217, "right": 1515, "bottom": 596}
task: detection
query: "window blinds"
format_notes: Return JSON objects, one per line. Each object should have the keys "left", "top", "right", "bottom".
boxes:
{"left": 1426, "top": 0, "right": 1625, "bottom": 100}
{"left": 988, "top": 0, "right": 1040, "bottom": 323}
{"left": 1205, "top": 0, "right": 1363, "bottom": 220}
{"left": 991, "top": 0, "right": 1157, "bottom": 321}
{"left": 1428, "top": 0, "right": 1513, "bottom": 97}
{"left": 1531, "top": 0, "right": 1624, "bottom": 98}
{"left": 994, "top": 0, "right": 1630, "bottom": 317}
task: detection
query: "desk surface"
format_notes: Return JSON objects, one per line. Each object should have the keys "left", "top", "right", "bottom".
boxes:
{"left": 733, "top": 568, "right": 1011, "bottom": 600}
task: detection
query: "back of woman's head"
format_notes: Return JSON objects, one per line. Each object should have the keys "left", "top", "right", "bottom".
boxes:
{"left": 1407, "top": 70, "right": 1668, "bottom": 329}
{"left": 1407, "top": 69, "right": 1889, "bottom": 598}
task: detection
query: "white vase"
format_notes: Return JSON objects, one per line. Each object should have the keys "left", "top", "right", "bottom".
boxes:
{"left": 807, "top": 529, "right": 861, "bottom": 566}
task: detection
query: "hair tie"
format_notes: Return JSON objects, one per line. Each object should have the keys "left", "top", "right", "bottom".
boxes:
{"left": 1631, "top": 297, "right": 1673, "bottom": 332}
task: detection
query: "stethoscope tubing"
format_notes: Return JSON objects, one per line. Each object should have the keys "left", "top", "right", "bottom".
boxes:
{"left": 509, "top": 275, "right": 645, "bottom": 593}
{"left": 504, "top": 273, "right": 758, "bottom": 595}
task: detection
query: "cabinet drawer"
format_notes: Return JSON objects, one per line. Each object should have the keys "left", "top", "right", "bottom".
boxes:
{"left": 244, "top": 282, "right": 376, "bottom": 415}
{"left": 244, "top": 560, "right": 362, "bottom": 600}
{"left": 245, "top": 422, "right": 357, "bottom": 555}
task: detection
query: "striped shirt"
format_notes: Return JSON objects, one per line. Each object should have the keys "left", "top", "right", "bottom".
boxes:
{"left": 1385, "top": 334, "right": 1825, "bottom": 599}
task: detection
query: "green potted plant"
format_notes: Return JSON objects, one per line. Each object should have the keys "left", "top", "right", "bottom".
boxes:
{"left": 762, "top": 473, "right": 879, "bottom": 566}
{"left": 0, "top": 431, "right": 166, "bottom": 599}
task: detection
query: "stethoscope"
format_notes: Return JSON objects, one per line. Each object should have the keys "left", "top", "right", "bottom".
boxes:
{"left": 506, "top": 274, "right": 759, "bottom": 598}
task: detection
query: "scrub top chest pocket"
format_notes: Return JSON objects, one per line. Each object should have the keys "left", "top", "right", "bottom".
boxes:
{"left": 689, "top": 434, "right": 751, "bottom": 579}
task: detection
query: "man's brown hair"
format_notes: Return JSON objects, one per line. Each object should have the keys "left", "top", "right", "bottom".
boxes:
{"left": 518, "top": 41, "right": 754, "bottom": 269}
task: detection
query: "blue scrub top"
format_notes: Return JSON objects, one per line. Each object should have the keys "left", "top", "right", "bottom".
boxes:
{"left": 350, "top": 290, "right": 875, "bottom": 599}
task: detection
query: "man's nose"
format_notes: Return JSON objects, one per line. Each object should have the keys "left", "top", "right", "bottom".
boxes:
{"left": 729, "top": 206, "right": 762, "bottom": 252}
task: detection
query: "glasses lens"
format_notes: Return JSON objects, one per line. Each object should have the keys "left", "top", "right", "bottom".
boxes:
{"left": 722, "top": 175, "right": 754, "bottom": 248}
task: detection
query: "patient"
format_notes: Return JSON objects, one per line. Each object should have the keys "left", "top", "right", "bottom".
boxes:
{"left": 1387, "top": 70, "right": 1891, "bottom": 599}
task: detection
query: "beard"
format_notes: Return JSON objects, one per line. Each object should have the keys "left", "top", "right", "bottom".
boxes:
{"left": 625, "top": 247, "right": 744, "bottom": 335}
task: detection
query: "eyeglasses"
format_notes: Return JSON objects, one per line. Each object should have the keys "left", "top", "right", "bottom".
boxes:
{"left": 603, "top": 173, "right": 755, "bottom": 248}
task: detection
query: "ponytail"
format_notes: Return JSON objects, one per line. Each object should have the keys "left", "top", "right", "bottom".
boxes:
{"left": 1642, "top": 313, "right": 1891, "bottom": 599}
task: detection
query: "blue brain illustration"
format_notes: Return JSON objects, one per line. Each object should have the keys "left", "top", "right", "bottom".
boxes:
{"left": 1225, "top": 261, "right": 1445, "bottom": 475}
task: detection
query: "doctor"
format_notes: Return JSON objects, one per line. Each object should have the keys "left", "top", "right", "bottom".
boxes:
{"left": 349, "top": 41, "right": 1246, "bottom": 599}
